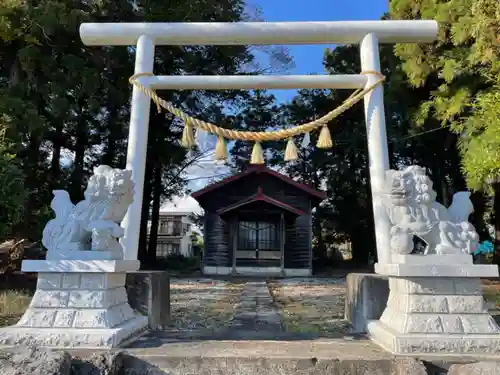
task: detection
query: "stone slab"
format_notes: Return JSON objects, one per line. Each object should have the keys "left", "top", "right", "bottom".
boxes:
{"left": 46, "top": 249, "right": 123, "bottom": 260}
{"left": 124, "top": 339, "right": 395, "bottom": 359}
{"left": 344, "top": 273, "right": 389, "bottom": 333}
{"left": 21, "top": 259, "right": 141, "bottom": 273}
{"left": 375, "top": 263, "right": 499, "bottom": 278}
{"left": 391, "top": 254, "right": 473, "bottom": 265}
{"left": 126, "top": 271, "right": 170, "bottom": 330}
{"left": 120, "top": 355, "right": 428, "bottom": 375}
{"left": 0, "top": 315, "right": 148, "bottom": 348}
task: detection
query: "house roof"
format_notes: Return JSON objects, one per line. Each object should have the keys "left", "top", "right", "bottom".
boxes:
{"left": 191, "top": 165, "right": 326, "bottom": 200}
{"left": 217, "top": 189, "right": 306, "bottom": 216}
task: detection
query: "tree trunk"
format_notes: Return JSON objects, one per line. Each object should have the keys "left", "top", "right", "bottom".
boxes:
{"left": 137, "top": 160, "right": 154, "bottom": 268}
{"left": 311, "top": 173, "right": 326, "bottom": 262}
{"left": 388, "top": 142, "right": 396, "bottom": 169}
{"left": 23, "top": 133, "right": 42, "bottom": 205}
{"left": 70, "top": 126, "right": 86, "bottom": 201}
{"left": 449, "top": 137, "right": 467, "bottom": 192}
{"left": 429, "top": 156, "right": 447, "bottom": 206}
{"left": 102, "top": 108, "right": 119, "bottom": 166}
{"left": 50, "top": 123, "right": 64, "bottom": 189}
{"left": 147, "top": 164, "right": 163, "bottom": 267}
{"left": 469, "top": 191, "right": 489, "bottom": 241}
{"left": 350, "top": 226, "right": 370, "bottom": 266}
{"left": 7, "top": 41, "right": 21, "bottom": 87}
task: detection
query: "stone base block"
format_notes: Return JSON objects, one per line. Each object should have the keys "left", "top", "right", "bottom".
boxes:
{"left": 0, "top": 266, "right": 148, "bottom": 348}
{"left": 126, "top": 271, "right": 170, "bottom": 330}
{"left": 369, "top": 320, "right": 500, "bottom": 355}
{"left": 0, "top": 315, "right": 147, "bottom": 348}
{"left": 368, "top": 275, "right": 500, "bottom": 355}
{"left": 344, "top": 273, "right": 389, "bottom": 333}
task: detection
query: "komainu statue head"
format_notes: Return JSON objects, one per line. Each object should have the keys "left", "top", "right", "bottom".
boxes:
{"left": 385, "top": 165, "right": 437, "bottom": 207}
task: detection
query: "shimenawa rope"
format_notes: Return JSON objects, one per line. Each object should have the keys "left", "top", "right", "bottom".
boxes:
{"left": 129, "top": 71, "right": 385, "bottom": 164}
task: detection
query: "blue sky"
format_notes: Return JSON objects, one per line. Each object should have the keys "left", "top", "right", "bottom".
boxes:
{"left": 251, "top": 0, "right": 388, "bottom": 103}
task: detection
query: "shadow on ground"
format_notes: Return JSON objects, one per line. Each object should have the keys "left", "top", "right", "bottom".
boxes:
{"left": 126, "top": 327, "right": 369, "bottom": 349}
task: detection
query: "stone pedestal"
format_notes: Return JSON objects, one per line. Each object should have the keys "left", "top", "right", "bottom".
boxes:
{"left": 0, "top": 259, "right": 148, "bottom": 348}
{"left": 344, "top": 273, "right": 389, "bottom": 333}
{"left": 368, "top": 255, "right": 500, "bottom": 355}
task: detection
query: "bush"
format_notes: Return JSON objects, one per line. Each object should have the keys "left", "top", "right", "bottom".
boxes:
{"left": 154, "top": 254, "right": 201, "bottom": 273}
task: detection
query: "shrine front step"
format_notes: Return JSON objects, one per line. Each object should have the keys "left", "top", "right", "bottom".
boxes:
{"left": 117, "top": 340, "right": 429, "bottom": 375}
{"left": 113, "top": 340, "right": 500, "bottom": 375}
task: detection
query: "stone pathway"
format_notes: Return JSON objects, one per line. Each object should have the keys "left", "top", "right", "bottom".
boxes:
{"left": 230, "top": 281, "right": 282, "bottom": 332}
{"left": 130, "top": 279, "right": 303, "bottom": 346}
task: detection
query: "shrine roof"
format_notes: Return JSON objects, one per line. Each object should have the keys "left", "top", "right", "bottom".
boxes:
{"left": 191, "top": 164, "right": 326, "bottom": 200}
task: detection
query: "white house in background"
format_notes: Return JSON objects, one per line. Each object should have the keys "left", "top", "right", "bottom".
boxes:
{"left": 147, "top": 195, "right": 203, "bottom": 258}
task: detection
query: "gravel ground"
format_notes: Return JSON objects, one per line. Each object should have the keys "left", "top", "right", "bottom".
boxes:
{"left": 268, "top": 278, "right": 351, "bottom": 337}
{"left": 168, "top": 278, "right": 245, "bottom": 332}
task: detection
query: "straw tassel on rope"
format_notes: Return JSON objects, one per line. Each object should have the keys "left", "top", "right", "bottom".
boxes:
{"left": 284, "top": 137, "right": 299, "bottom": 161}
{"left": 250, "top": 142, "right": 265, "bottom": 164}
{"left": 181, "top": 122, "right": 196, "bottom": 148}
{"left": 215, "top": 135, "right": 228, "bottom": 161}
{"left": 316, "top": 124, "right": 333, "bottom": 149}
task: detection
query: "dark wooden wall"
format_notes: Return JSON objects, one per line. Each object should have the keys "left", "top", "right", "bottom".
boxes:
{"left": 198, "top": 172, "right": 317, "bottom": 270}
{"left": 203, "top": 213, "right": 232, "bottom": 267}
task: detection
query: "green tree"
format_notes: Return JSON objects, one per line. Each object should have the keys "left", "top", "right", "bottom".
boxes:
{"left": 390, "top": 0, "right": 500, "bottom": 258}
{"left": 0, "top": 0, "right": 287, "bottom": 263}
{"left": 229, "top": 90, "right": 282, "bottom": 170}
{"left": 0, "top": 128, "right": 28, "bottom": 241}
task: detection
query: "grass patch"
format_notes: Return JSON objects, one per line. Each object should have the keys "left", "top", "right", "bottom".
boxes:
{"left": 0, "top": 289, "right": 32, "bottom": 327}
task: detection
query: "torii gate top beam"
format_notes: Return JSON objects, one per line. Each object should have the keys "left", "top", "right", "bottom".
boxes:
{"left": 79, "top": 20, "right": 438, "bottom": 46}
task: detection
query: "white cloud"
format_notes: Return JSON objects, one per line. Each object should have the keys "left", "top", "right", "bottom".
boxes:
{"left": 160, "top": 194, "right": 203, "bottom": 215}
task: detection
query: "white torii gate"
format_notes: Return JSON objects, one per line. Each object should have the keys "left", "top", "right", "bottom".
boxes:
{"left": 79, "top": 20, "right": 438, "bottom": 266}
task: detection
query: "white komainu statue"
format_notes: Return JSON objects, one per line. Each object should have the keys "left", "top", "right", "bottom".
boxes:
{"left": 383, "top": 165, "right": 479, "bottom": 255}
{"left": 42, "top": 165, "right": 134, "bottom": 259}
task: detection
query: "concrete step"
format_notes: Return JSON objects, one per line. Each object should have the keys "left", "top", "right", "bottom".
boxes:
{"left": 65, "top": 338, "right": 500, "bottom": 375}
{"left": 120, "top": 339, "right": 428, "bottom": 375}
